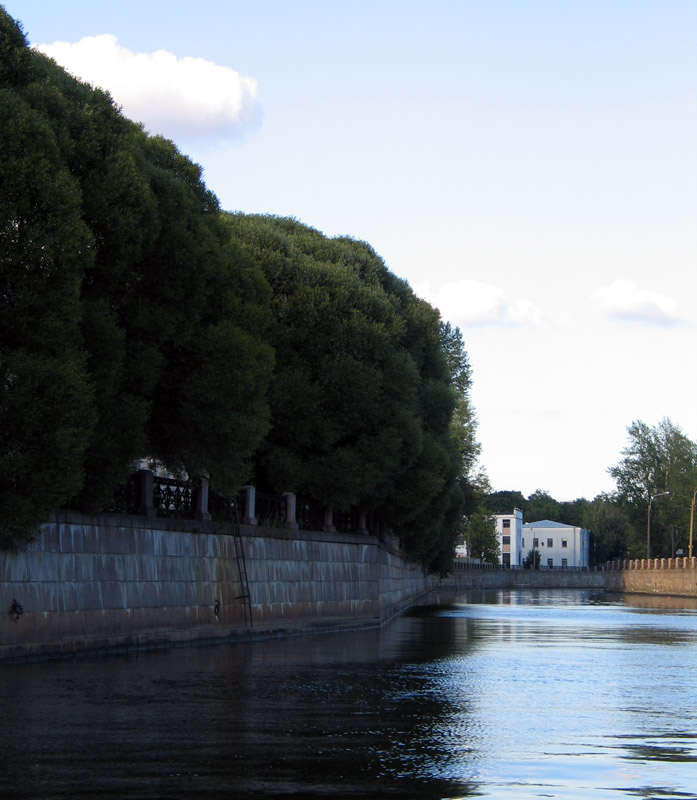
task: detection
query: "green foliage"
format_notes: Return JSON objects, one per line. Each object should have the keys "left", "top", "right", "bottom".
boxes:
{"left": 609, "top": 418, "right": 697, "bottom": 558}
{"left": 581, "top": 496, "right": 628, "bottom": 564}
{"left": 483, "top": 490, "right": 526, "bottom": 515}
{"left": 0, "top": 8, "right": 273, "bottom": 541}
{"left": 225, "top": 214, "right": 477, "bottom": 572}
{"left": 1, "top": 7, "right": 478, "bottom": 568}
{"left": 465, "top": 511, "right": 500, "bottom": 565}
{"left": 0, "top": 55, "right": 95, "bottom": 544}
{"left": 524, "top": 490, "right": 562, "bottom": 523}
{"left": 523, "top": 548, "right": 541, "bottom": 569}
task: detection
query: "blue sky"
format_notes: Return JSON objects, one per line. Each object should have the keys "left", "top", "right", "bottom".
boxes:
{"left": 8, "top": 0, "right": 697, "bottom": 500}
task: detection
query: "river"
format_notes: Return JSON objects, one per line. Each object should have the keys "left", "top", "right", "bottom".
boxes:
{"left": 1, "top": 589, "right": 696, "bottom": 799}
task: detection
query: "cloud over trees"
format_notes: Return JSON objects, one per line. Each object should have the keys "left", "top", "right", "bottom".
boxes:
{"left": 36, "top": 34, "right": 261, "bottom": 143}
{"left": 414, "top": 279, "right": 546, "bottom": 328}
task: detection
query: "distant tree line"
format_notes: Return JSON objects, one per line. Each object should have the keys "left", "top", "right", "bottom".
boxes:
{"left": 0, "top": 10, "right": 480, "bottom": 573}
{"left": 479, "top": 417, "right": 697, "bottom": 565}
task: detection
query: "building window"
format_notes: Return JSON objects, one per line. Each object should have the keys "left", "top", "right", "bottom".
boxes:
{"left": 502, "top": 536, "right": 510, "bottom": 545}
{"left": 547, "top": 558, "right": 554, "bottom": 568}
{"left": 533, "top": 538, "right": 539, "bottom": 547}
{"left": 562, "top": 539, "right": 568, "bottom": 548}
{"left": 562, "top": 558, "right": 568, "bottom": 568}
{"left": 522, "top": 538, "right": 525, "bottom": 547}
{"left": 547, "top": 538, "right": 553, "bottom": 548}
{"left": 502, "top": 519, "right": 510, "bottom": 529}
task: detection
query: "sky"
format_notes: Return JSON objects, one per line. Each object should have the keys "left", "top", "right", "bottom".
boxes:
{"left": 7, "top": 0, "right": 697, "bottom": 501}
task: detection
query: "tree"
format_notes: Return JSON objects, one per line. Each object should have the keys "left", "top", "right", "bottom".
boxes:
{"left": 1, "top": 7, "right": 478, "bottom": 564}
{"left": 483, "top": 490, "right": 527, "bottom": 515}
{"left": 525, "top": 489, "right": 562, "bottom": 523}
{"left": 558, "top": 497, "right": 591, "bottom": 528}
{"left": 609, "top": 418, "right": 697, "bottom": 558}
{"left": 523, "top": 548, "right": 541, "bottom": 569}
{"left": 465, "top": 512, "right": 500, "bottom": 565}
{"left": 224, "top": 214, "right": 476, "bottom": 572}
{"left": 0, "top": 16, "right": 95, "bottom": 544}
{"left": 582, "top": 495, "right": 628, "bottom": 564}
{"left": 1, "top": 8, "right": 274, "bottom": 541}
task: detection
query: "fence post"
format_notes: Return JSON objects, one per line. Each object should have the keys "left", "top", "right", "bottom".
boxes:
{"left": 357, "top": 508, "right": 368, "bottom": 534}
{"left": 323, "top": 506, "right": 335, "bottom": 533}
{"left": 195, "top": 477, "right": 211, "bottom": 521}
{"left": 283, "top": 492, "right": 299, "bottom": 530}
{"left": 136, "top": 469, "right": 156, "bottom": 518}
{"left": 242, "top": 485, "right": 257, "bottom": 526}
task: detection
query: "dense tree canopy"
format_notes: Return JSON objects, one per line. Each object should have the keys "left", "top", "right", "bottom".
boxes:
{"left": 224, "top": 214, "right": 478, "bottom": 572}
{"left": 1, "top": 9, "right": 273, "bottom": 541}
{"left": 0, "top": 73, "right": 95, "bottom": 543}
{"left": 1, "top": 8, "right": 480, "bottom": 571}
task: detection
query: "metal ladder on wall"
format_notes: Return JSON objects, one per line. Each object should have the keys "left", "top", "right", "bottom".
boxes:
{"left": 230, "top": 500, "right": 253, "bottom": 629}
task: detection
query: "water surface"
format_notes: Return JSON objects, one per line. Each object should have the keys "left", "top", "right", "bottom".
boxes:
{"left": 1, "top": 589, "right": 696, "bottom": 798}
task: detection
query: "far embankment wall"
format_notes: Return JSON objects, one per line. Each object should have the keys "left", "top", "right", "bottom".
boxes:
{"left": 0, "top": 512, "right": 433, "bottom": 662}
{"left": 605, "top": 558, "right": 697, "bottom": 597}
{"left": 440, "top": 565, "right": 605, "bottom": 591}
{"left": 441, "top": 560, "right": 697, "bottom": 597}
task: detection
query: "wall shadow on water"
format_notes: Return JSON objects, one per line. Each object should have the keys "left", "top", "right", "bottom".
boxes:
{"left": 0, "top": 611, "right": 487, "bottom": 800}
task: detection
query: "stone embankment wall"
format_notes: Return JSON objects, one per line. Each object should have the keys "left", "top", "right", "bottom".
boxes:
{"left": 605, "top": 558, "right": 697, "bottom": 597}
{"left": 441, "top": 564, "right": 605, "bottom": 590}
{"left": 0, "top": 511, "right": 433, "bottom": 661}
{"left": 442, "top": 559, "right": 697, "bottom": 597}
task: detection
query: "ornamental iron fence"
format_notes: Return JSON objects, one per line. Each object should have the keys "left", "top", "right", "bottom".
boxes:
{"left": 103, "top": 473, "right": 139, "bottom": 515}
{"left": 255, "top": 491, "right": 287, "bottom": 528}
{"left": 153, "top": 477, "right": 194, "bottom": 519}
{"left": 296, "top": 496, "right": 324, "bottom": 532}
{"left": 91, "top": 471, "right": 376, "bottom": 535}
{"left": 208, "top": 489, "right": 245, "bottom": 523}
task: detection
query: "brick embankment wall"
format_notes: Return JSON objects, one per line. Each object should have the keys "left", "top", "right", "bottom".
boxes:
{"left": 605, "top": 558, "right": 697, "bottom": 597}
{"left": 0, "top": 512, "right": 433, "bottom": 661}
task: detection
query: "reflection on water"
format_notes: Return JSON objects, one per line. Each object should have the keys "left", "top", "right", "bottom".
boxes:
{"left": 1, "top": 589, "right": 696, "bottom": 799}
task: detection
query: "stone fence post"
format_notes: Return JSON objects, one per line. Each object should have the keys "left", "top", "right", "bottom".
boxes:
{"left": 358, "top": 508, "right": 368, "bottom": 535}
{"left": 195, "top": 477, "right": 211, "bottom": 522}
{"left": 283, "top": 492, "right": 299, "bottom": 530}
{"left": 323, "top": 506, "right": 335, "bottom": 533}
{"left": 136, "top": 469, "right": 156, "bottom": 518}
{"left": 242, "top": 485, "right": 257, "bottom": 526}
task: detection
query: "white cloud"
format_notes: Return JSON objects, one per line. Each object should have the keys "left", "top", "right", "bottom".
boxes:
{"left": 591, "top": 279, "right": 682, "bottom": 326}
{"left": 413, "top": 278, "right": 547, "bottom": 328}
{"left": 36, "top": 35, "right": 261, "bottom": 143}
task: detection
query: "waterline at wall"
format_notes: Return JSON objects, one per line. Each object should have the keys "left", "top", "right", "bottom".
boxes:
{"left": 0, "top": 511, "right": 433, "bottom": 661}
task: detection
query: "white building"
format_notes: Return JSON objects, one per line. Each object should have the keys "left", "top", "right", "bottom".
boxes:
{"left": 494, "top": 509, "right": 524, "bottom": 567}
{"left": 522, "top": 520, "right": 589, "bottom": 568}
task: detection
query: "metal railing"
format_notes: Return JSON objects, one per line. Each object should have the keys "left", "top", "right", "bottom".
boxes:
{"left": 255, "top": 491, "right": 287, "bottom": 528}
{"left": 152, "top": 477, "right": 195, "bottom": 519}
{"left": 452, "top": 560, "right": 603, "bottom": 572}
{"left": 296, "top": 496, "right": 324, "bottom": 532}
{"left": 100, "top": 471, "right": 375, "bottom": 535}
